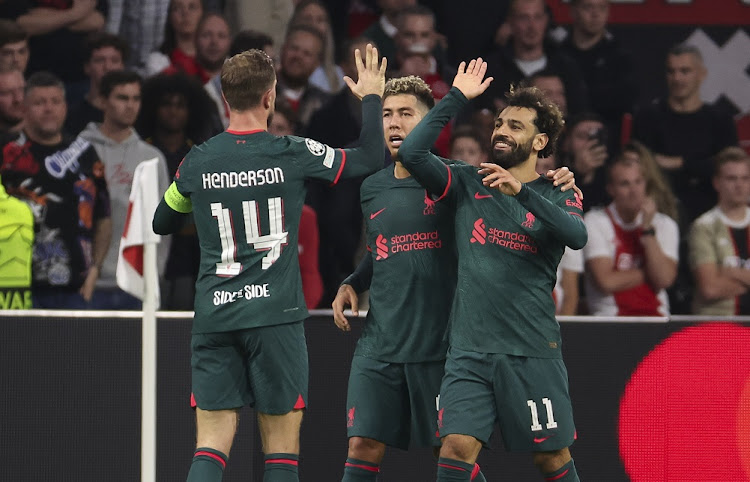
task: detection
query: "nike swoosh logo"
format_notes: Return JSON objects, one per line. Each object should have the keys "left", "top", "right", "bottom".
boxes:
{"left": 370, "top": 208, "right": 386, "bottom": 219}
{"left": 474, "top": 192, "right": 493, "bottom": 199}
{"left": 533, "top": 435, "right": 553, "bottom": 443}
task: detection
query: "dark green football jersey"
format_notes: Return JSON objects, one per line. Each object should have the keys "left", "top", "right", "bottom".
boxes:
{"left": 351, "top": 165, "right": 457, "bottom": 362}
{"left": 446, "top": 166, "right": 585, "bottom": 358}
{"left": 175, "top": 129, "right": 352, "bottom": 333}
{"left": 397, "top": 87, "right": 588, "bottom": 359}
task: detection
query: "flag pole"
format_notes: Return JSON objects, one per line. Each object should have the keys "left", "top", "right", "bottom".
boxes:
{"left": 141, "top": 241, "right": 158, "bottom": 482}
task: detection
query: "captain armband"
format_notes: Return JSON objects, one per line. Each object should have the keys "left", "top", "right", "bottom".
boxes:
{"left": 164, "top": 182, "right": 193, "bottom": 213}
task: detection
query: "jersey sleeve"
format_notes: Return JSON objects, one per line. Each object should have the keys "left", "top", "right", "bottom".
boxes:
{"left": 399, "top": 88, "right": 469, "bottom": 199}
{"left": 655, "top": 214, "right": 679, "bottom": 262}
{"left": 343, "top": 253, "right": 373, "bottom": 294}
{"left": 82, "top": 146, "right": 110, "bottom": 220}
{"left": 285, "top": 135, "right": 348, "bottom": 184}
{"left": 289, "top": 94, "right": 385, "bottom": 184}
{"left": 515, "top": 185, "right": 588, "bottom": 249}
{"left": 173, "top": 147, "right": 199, "bottom": 197}
{"left": 560, "top": 247, "right": 584, "bottom": 273}
{"left": 688, "top": 219, "right": 718, "bottom": 269}
{"left": 583, "top": 209, "right": 614, "bottom": 261}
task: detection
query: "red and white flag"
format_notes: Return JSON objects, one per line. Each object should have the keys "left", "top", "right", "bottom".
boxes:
{"left": 116, "top": 158, "right": 161, "bottom": 306}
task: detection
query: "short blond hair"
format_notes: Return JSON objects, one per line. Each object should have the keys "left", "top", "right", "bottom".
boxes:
{"left": 221, "top": 49, "right": 276, "bottom": 111}
{"left": 714, "top": 146, "right": 750, "bottom": 176}
{"left": 383, "top": 76, "right": 434, "bottom": 112}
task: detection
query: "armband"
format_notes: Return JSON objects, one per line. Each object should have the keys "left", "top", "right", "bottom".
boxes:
{"left": 164, "top": 182, "right": 192, "bottom": 213}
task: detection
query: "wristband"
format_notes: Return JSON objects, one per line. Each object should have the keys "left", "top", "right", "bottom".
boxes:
{"left": 640, "top": 227, "right": 656, "bottom": 237}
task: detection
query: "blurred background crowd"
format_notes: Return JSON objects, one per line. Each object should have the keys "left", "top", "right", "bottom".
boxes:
{"left": 0, "top": 0, "right": 748, "bottom": 317}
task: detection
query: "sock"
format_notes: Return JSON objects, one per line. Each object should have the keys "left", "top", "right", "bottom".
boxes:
{"left": 437, "top": 457, "right": 473, "bottom": 482}
{"left": 264, "top": 453, "right": 299, "bottom": 482}
{"left": 186, "top": 447, "right": 227, "bottom": 482}
{"left": 342, "top": 457, "right": 379, "bottom": 481}
{"left": 471, "top": 463, "right": 487, "bottom": 481}
{"left": 543, "top": 459, "right": 579, "bottom": 482}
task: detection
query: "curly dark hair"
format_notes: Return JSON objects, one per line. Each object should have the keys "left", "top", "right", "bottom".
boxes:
{"left": 383, "top": 76, "right": 435, "bottom": 112}
{"left": 504, "top": 85, "right": 565, "bottom": 158}
{"left": 136, "top": 72, "right": 218, "bottom": 144}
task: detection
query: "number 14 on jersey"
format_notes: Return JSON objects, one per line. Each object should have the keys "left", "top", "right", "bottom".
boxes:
{"left": 211, "top": 197, "right": 288, "bottom": 276}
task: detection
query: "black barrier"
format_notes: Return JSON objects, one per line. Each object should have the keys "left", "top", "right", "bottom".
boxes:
{"left": 2, "top": 314, "right": 750, "bottom": 481}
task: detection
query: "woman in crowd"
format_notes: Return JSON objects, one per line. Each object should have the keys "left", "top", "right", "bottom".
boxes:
{"left": 289, "top": 0, "right": 344, "bottom": 93}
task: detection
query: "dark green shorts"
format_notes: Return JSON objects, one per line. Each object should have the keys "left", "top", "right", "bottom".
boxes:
{"left": 190, "top": 321, "right": 308, "bottom": 414}
{"left": 346, "top": 355, "right": 444, "bottom": 450}
{"left": 438, "top": 347, "right": 575, "bottom": 452}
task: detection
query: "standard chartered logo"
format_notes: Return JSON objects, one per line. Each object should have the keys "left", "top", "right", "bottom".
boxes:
{"left": 213, "top": 284, "right": 271, "bottom": 305}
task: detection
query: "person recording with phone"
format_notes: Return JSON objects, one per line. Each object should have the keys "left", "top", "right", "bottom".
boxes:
{"left": 562, "top": 112, "right": 610, "bottom": 211}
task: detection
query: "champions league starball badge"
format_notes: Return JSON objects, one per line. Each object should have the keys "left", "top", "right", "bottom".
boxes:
{"left": 305, "top": 138, "right": 326, "bottom": 156}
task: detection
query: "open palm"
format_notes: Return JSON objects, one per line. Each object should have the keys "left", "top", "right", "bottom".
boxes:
{"left": 452, "top": 58, "right": 493, "bottom": 100}
{"left": 343, "top": 43, "right": 387, "bottom": 100}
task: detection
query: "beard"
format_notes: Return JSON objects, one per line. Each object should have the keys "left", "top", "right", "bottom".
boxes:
{"left": 491, "top": 134, "right": 534, "bottom": 169}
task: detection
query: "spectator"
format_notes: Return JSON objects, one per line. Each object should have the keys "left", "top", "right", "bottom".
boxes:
{"left": 229, "top": 29, "right": 274, "bottom": 58}
{"left": 620, "top": 140, "right": 679, "bottom": 222}
{"left": 299, "top": 204, "right": 323, "bottom": 308}
{"left": 268, "top": 99, "right": 297, "bottom": 136}
{"left": 361, "top": 0, "right": 417, "bottom": 62}
{"left": 0, "top": 173, "right": 34, "bottom": 310}
{"left": 528, "top": 69, "right": 568, "bottom": 117}
{"left": 536, "top": 154, "right": 583, "bottom": 315}
{"left": 469, "top": 106, "right": 496, "bottom": 152}
{"left": 421, "top": 0, "right": 507, "bottom": 66}
{"left": 136, "top": 73, "right": 216, "bottom": 309}
{"left": 290, "top": 0, "right": 344, "bottom": 93}
{"left": 392, "top": 5, "right": 450, "bottom": 99}
{"left": 561, "top": 112, "right": 609, "bottom": 211}
{"left": 79, "top": 70, "right": 170, "bottom": 309}
{"left": 584, "top": 156, "right": 679, "bottom": 316}
{"left": 689, "top": 147, "right": 750, "bottom": 315}
{"left": 276, "top": 24, "right": 330, "bottom": 132}
{"left": 6, "top": 1, "right": 106, "bottom": 103}
{"left": 449, "top": 125, "right": 487, "bottom": 168}
{"left": 105, "top": 0, "right": 170, "bottom": 76}
{"left": 195, "top": 13, "right": 232, "bottom": 127}
{"left": 559, "top": 0, "right": 637, "bottom": 146}
{"left": 183, "top": 13, "right": 231, "bottom": 84}
{"left": 147, "top": 0, "right": 204, "bottom": 76}
{"left": 483, "top": 0, "right": 588, "bottom": 116}
{"left": 224, "top": 0, "right": 293, "bottom": 54}
{"left": 306, "top": 37, "right": 371, "bottom": 146}
{"left": 0, "top": 67, "right": 25, "bottom": 134}
{"left": 0, "top": 19, "right": 30, "bottom": 73}
{"left": 0, "top": 72, "right": 111, "bottom": 309}
{"left": 632, "top": 43, "right": 739, "bottom": 225}
{"left": 65, "top": 33, "right": 129, "bottom": 136}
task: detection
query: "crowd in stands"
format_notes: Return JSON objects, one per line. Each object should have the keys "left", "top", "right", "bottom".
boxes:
{"left": 0, "top": 0, "right": 746, "bottom": 316}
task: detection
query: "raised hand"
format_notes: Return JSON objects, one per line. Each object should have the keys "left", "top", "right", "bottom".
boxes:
{"left": 343, "top": 43, "right": 387, "bottom": 100}
{"left": 641, "top": 196, "right": 657, "bottom": 228}
{"left": 452, "top": 58, "right": 493, "bottom": 100}
{"left": 479, "top": 162, "right": 522, "bottom": 196}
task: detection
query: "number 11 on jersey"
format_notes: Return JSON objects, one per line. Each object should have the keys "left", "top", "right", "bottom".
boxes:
{"left": 211, "top": 197, "right": 288, "bottom": 276}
